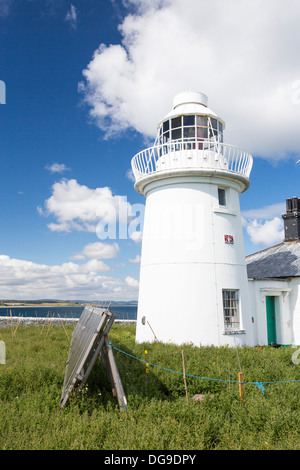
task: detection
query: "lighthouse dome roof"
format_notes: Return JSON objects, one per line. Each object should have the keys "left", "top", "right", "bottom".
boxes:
{"left": 157, "top": 91, "right": 225, "bottom": 129}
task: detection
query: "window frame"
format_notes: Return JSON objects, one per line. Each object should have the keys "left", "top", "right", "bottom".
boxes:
{"left": 222, "top": 289, "right": 240, "bottom": 331}
{"left": 218, "top": 187, "right": 226, "bottom": 207}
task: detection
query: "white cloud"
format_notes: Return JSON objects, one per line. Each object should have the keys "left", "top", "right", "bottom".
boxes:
{"left": 71, "top": 242, "right": 119, "bottom": 260}
{"left": 242, "top": 202, "right": 286, "bottom": 248}
{"left": 242, "top": 203, "right": 286, "bottom": 221}
{"left": 65, "top": 4, "right": 77, "bottom": 30}
{"left": 0, "top": 254, "right": 139, "bottom": 301}
{"left": 0, "top": 254, "right": 113, "bottom": 300}
{"left": 246, "top": 217, "right": 284, "bottom": 248}
{"left": 129, "top": 254, "right": 141, "bottom": 263}
{"left": 126, "top": 168, "right": 135, "bottom": 182}
{"left": 129, "top": 230, "right": 143, "bottom": 244}
{"left": 80, "top": 0, "right": 300, "bottom": 160}
{"left": 125, "top": 275, "right": 139, "bottom": 288}
{"left": 46, "top": 163, "right": 70, "bottom": 174}
{"left": 38, "top": 178, "right": 132, "bottom": 233}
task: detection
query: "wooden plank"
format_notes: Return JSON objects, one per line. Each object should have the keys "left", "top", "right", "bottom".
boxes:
{"left": 79, "top": 313, "right": 115, "bottom": 389}
{"left": 104, "top": 335, "right": 128, "bottom": 411}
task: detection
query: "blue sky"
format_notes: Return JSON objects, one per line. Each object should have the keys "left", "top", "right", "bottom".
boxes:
{"left": 0, "top": 0, "right": 300, "bottom": 300}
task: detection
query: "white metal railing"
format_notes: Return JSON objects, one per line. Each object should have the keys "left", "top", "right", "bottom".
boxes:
{"left": 131, "top": 140, "right": 253, "bottom": 182}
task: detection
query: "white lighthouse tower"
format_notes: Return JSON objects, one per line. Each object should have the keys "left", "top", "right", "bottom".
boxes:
{"left": 131, "top": 91, "right": 254, "bottom": 347}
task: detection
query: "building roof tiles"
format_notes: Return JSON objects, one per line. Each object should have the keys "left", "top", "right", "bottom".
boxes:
{"left": 246, "top": 241, "right": 300, "bottom": 279}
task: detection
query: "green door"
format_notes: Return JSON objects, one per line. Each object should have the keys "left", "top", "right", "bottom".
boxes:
{"left": 266, "top": 296, "right": 277, "bottom": 344}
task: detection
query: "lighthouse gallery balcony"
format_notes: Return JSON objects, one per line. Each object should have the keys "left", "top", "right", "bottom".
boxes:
{"left": 131, "top": 139, "right": 253, "bottom": 193}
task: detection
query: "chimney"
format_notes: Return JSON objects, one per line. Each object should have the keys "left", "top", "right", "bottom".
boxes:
{"left": 282, "top": 197, "right": 300, "bottom": 241}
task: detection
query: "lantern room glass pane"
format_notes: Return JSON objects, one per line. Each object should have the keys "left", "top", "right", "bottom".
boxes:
{"left": 172, "top": 128, "right": 182, "bottom": 140}
{"left": 196, "top": 115, "right": 208, "bottom": 127}
{"left": 211, "top": 118, "right": 218, "bottom": 129}
{"left": 209, "top": 128, "right": 218, "bottom": 139}
{"left": 163, "top": 132, "right": 170, "bottom": 143}
{"left": 197, "top": 127, "right": 208, "bottom": 139}
{"left": 184, "top": 127, "right": 195, "bottom": 139}
{"left": 163, "top": 120, "right": 169, "bottom": 132}
{"left": 171, "top": 116, "right": 182, "bottom": 129}
{"left": 183, "top": 115, "right": 195, "bottom": 126}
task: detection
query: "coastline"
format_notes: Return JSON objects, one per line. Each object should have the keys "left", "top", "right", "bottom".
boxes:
{"left": 0, "top": 302, "right": 138, "bottom": 308}
{"left": 0, "top": 316, "right": 136, "bottom": 328}
{"left": 0, "top": 303, "right": 88, "bottom": 308}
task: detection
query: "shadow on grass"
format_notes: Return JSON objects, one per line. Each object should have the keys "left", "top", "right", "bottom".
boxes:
{"left": 63, "top": 341, "right": 172, "bottom": 412}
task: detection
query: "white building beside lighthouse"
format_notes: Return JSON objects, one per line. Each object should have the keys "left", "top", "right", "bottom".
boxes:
{"left": 131, "top": 91, "right": 254, "bottom": 347}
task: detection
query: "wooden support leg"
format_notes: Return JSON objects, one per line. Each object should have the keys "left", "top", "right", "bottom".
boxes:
{"left": 103, "top": 335, "right": 128, "bottom": 411}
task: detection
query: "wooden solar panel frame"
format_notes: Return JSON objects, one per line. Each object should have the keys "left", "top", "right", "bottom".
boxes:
{"left": 60, "top": 306, "right": 127, "bottom": 410}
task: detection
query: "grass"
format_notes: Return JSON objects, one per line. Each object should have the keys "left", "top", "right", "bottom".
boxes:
{"left": 0, "top": 323, "right": 299, "bottom": 450}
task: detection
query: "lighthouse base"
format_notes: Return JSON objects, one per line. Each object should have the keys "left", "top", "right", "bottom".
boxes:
{"left": 135, "top": 262, "right": 254, "bottom": 348}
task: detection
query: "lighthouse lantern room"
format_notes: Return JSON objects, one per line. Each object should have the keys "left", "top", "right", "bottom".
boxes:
{"left": 131, "top": 91, "right": 254, "bottom": 347}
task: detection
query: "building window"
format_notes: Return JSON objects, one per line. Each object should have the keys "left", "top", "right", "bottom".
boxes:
{"left": 222, "top": 290, "right": 240, "bottom": 330}
{"left": 218, "top": 188, "right": 226, "bottom": 206}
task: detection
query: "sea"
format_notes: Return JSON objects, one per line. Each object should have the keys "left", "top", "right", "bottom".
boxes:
{"left": 0, "top": 305, "right": 137, "bottom": 321}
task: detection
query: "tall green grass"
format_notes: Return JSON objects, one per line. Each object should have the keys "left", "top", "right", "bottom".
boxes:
{"left": 0, "top": 324, "right": 299, "bottom": 450}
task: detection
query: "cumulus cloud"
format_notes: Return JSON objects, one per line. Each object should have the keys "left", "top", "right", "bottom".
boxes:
{"left": 242, "top": 203, "right": 286, "bottom": 222}
{"left": 246, "top": 217, "right": 284, "bottom": 248}
{"left": 0, "top": 254, "right": 113, "bottom": 300}
{"left": 65, "top": 4, "right": 77, "bottom": 30}
{"left": 0, "top": 254, "right": 139, "bottom": 300}
{"left": 242, "top": 202, "right": 285, "bottom": 248}
{"left": 129, "top": 230, "right": 143, "bottom": 244}
{"left": 80, "top": 0, "right": 300, "bottom": 160}
{"left": 126, "top": 168, "right": 135, "bottom": 182}
{"left": 129, "top": 254, "right": 141, "bottom": 263}
{"left": 38, "top": 178, "right": 132, "bottom": 233}
{"left": 125, "top": 275, "right": 139, "bottom": 288}
{"left": 45, "top": 163, "right": 71, "bottom": 174}
{"left": 71, "top": 242, "right": 119, "bottom": 260}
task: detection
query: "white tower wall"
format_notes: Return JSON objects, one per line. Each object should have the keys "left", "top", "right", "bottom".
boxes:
{"left": 135, "top": 175, "right": 254, "bottom": 346}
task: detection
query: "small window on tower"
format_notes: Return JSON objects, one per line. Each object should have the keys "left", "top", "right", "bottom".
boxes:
{"left": 218, "top": 188, "right": 226, "bottom": 206}
{"left": 222, "top": 290, "right": 240, "bottom": 330}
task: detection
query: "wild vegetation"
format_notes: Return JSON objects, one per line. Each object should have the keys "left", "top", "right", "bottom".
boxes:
{"left": 0, "top": 323, "right": 299, "bottom": 450}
